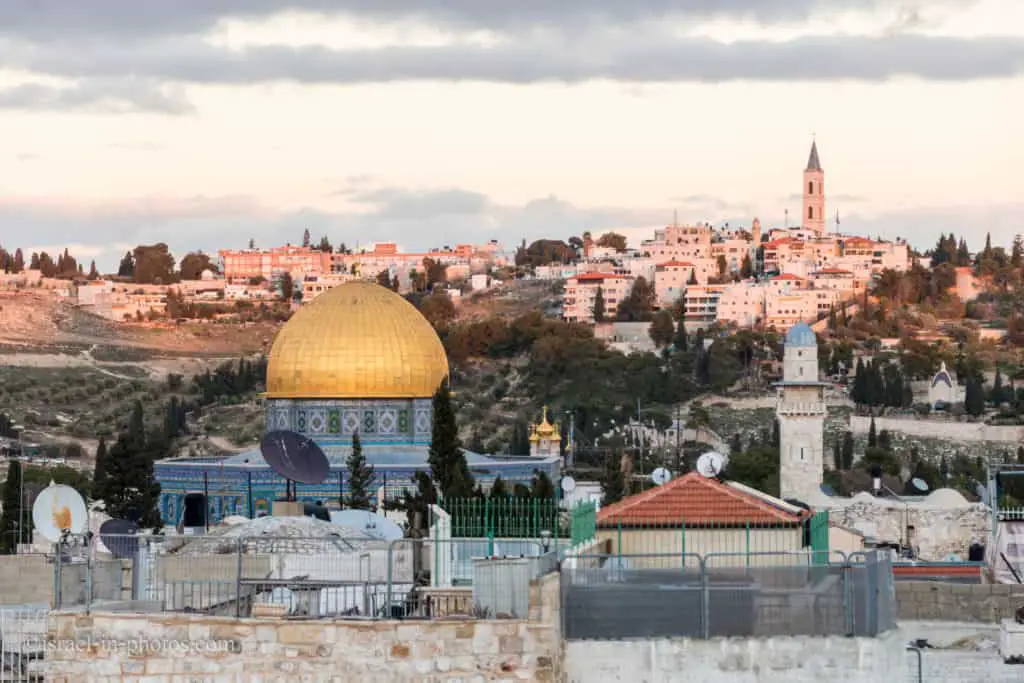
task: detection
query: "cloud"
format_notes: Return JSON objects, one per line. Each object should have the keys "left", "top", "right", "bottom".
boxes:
{"left": 0, "top": 1, "right": 955, "bottom": 40}
{"left": 3, "top": 32, "right": 1023, "bottom": 87}
{"left": 0, "top": 79, "right": 193, "bottom": 114}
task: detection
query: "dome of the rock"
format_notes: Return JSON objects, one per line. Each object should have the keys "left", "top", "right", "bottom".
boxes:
{"left": 265, "top": 280, "right": 449, "bottom": 399}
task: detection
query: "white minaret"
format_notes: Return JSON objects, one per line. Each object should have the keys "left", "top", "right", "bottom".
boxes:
{"left": 776, "top": 322, "right": 826, "bottom": 502}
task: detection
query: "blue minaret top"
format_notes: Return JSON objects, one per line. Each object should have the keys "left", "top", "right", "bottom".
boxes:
{"left": 785, "top": 322, "right": 816, "bottom": 347}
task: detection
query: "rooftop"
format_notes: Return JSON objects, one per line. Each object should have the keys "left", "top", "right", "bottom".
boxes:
{"left": 597, "top": 473, "right": 808, "bottom": 526}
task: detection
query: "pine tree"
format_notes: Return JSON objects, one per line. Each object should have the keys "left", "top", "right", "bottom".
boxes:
{"left": 601, "top": 449, "right": 626, "bottom": 506}
{"left": 428, "top": 382, "right": 474, "bottom": 499}
{"left": 673, "top": 319, "right": 688, "bottom": 352}
{"left": 868, "top": 417, "right": 877, "bottom": 448}
{"left": 0, "top": 461, "right": 24, "bottom": 553}
{"left": 740, "top": 253, "right": 753, "bottom": 278}
{"left": 346, "top": 431, "right": 374, "bottom": 510}
{"left": 94, "top": 401, "right": 162, "bottom": 530}
{"left": 878, "top": 429, "right": 892, "bottom": 452}
{"left": 302, "top": 228, "right": 311, "bottom": 248}
{"left": 992, "top": 368, "right": 1005, "bottom": 405}
{"left": 592, "top": 286, "right": 606, "bottom": 323}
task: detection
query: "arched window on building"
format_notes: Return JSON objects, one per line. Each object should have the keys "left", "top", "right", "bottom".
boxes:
{"left": 808, "top": 181, "right": 814, "bottom": 195}
{"left": 808, "top": 206, "right": 814, "bottom": 220}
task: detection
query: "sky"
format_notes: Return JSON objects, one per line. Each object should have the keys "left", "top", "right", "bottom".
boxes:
{"left": 0, "top": 1, "right": 1021, "bottom": 270}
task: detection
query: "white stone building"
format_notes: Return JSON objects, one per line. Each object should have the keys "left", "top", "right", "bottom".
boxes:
{"left": 928, "top": 362, "right": 964, "bottom": 407}
{"left": 776, "top": 322, "right": 827, "bottom": 502}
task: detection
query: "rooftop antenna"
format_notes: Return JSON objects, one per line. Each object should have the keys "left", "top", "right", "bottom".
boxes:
{"left": 784, "top": 208, "right": 789, "bottom": 228}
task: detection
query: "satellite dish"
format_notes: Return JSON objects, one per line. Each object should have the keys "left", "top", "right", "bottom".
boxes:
{"left": 696, "top": 452, "right": 725, "bottom": 478}
{"left": 32, "top": 482, "right": 87, "bottom": 542}
{"left": 99, "top": 519, "right": 140, "bottom": 559}
{"left": 911, "top": 477, "right": 929, "bottom": 493}
{"left": 329, "top": 510, "right": 404, "bottom": 541}
{"left": 819, "top": 483, "right": 836, "bottom": 497}
{"left": 651, "top": 467, "right": 672, "bottom": 486}
{"left": 260, "top": 430, "right": 330, "bottom": 488}
{"left": 561, "top": 476, "right": 577, "bottom": 494}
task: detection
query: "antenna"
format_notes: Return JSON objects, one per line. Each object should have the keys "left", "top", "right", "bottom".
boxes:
{"left": 696, "top": 452, "right": 725, "bottom": 478}
{"left": 260, "top": 430, "right": 331, "bottom": 501}
{"left": 651, "top": 467, "right": 672, "bottom": 486}
{"left": 99, "top": 518, "right": 140, "bottom": 559}
{"left": 32, "top": 482, "right": 87, "bottom": 543}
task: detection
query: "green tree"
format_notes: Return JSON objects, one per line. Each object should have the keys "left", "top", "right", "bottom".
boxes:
{"left": 991, "top": 368, "right": 1006, "bottom": 405}
{"left": 596, "top": 232, "right": 627, "bottom": 252}
{"left": 489, "top": 476, "right": 509, "bottom": 499}
{"left": 179, "top": 251, "right": 217, "bottom": 280}
{"left": 376, "top": 269, "right": 391, "bottom": 289}
{"left": 428, "top": 382, "right": 475, "bottom": 499}
{"left": 346, "top": 431, "right": 374, "bottom": 510}
{"left": 418, "top": 292, "right": 457, "bottom": 330}
{"left": 648, "top": 310, "right": 675, "bottom": 348}
{"left": 716, "top": 255, "right": 728, "bottom": 277}
{"left": 832, "top": 441, "right": 841, "bottom": 471}
{"left": 616, "top": 276, "right": 656, "bottom": 322}
{"left": 740, "top": 252, "right": 753, "bottom": 278}
{"left": 93, "top": 437, "right": 109, "bottom": 494}
{"left": 530, "top": 470, "right": 556, "bottom": 499}
{"left": 601, "top": 449, "right": 627, "bottom": 506}
{"left": 278, "top": 272, "right": 294, "bottom": 301}
{"left": 93, "top": 401, "right": 162, "bottom": 530}
{"left": 673, "top": 318, "right": 689, "bottom": 352}
{"left": 867, "top": 417, "right": 877, "bottom": 448}
{"left": 965, "top": 376, "right": 985, "bottom": 416}
{"left": 592, "top": 286, "right": 606, "bottom": 323}
{"left": 0, "top": 461, "right": 25, "bottom": 553}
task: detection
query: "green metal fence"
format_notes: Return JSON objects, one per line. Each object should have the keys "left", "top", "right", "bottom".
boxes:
{"left": 441, "top": 497, "right": 598, "bottom": 545}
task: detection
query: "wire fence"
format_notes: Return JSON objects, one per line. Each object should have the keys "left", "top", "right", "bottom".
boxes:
{"left": 0, "top": 606, "right": 47, "bottom": 682}
{"left": 561, "top": 549, "right": 896, "bottom": 640}
{"left": 52, "top": 534, "right": 556, "bottom": 621}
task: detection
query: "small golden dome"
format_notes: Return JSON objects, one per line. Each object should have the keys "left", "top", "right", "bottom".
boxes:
{"left": 265, "top": 281, "right": 449, "bottom": 399}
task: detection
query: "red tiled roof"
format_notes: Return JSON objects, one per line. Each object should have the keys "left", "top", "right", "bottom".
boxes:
{"left": 657, "top": 260, "right": 696, "bottom": 268}
{"left": 597, "top": 473, "right": 807, "bottom": 526}
{"left": 814, "top": 268, "right": 853, "bottom": 275}
{"left": 574, "top": 273, "right": 624, "bottom": 282}
{"left": 843, "top": 237, "right": 873, "bottom": 245}
{"left": 771, "top": 273, "right": 804, "bottom": 281}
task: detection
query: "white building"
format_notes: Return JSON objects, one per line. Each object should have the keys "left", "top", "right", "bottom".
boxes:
{"left": 928, "top": 362, "right": 963, "bottom": 407}
{"left": 776, "top": 322, "right": 826, "bottom": 502}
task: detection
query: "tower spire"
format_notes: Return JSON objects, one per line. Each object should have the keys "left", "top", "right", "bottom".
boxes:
{"left": 806, "top": 140, "right": 822, "bottom": 172}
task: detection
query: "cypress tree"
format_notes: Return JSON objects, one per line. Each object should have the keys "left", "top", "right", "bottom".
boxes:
{"left": 489, "top": 476, "right": 509, "bottom": 499}
{"left": 93, "top": 437, "right": 109, "bottom": 494}
{"left": 530, "top": 470, "right": 556, "bottom": 499}
{"left": 592, "top": 286, "right": 606, "bottom": 323}
{"left": 832, "top": 441, "right": 842, "bottom": 471}
{"left": 601, "top": 449, "right": 626, "bottom": 507}
{"left": 868, "top": 417, "right": 877, "bottom": 448}
{"left": 0, "top": 462, "right": 24, "bottom": 553}
{"left": 95, "top": 401, "right": 162, "bottom": 530}
{"left": 428, "top": 381, "right": 475, "bottom": 499}
{"left": 841, "top": 431, "right": 855, "bottom": 470}
{"left": 346, "top": 431, "right": 374, "bottom": 510}
{"left": 965, "top": 376, "right": 985, "bottom": 416}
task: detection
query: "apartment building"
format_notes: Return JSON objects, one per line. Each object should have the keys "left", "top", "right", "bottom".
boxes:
{"left": 563, "top": 273, "right": 634, "bottom": 323}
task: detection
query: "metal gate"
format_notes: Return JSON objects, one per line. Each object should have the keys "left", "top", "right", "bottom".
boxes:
{"left": 0, "top": 607, "right": 47, "bottom": 682}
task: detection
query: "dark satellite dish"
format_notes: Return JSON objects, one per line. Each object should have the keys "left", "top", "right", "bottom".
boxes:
{"left": 819, "top": 483, "right": 837, "bottom": 497}
{"left": 99, "top": 518, "right": 140, "bottom": 559}
{"left": 260, "top": 431, "right": 330, "bottom": 501}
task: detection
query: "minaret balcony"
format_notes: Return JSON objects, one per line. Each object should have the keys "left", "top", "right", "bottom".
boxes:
{"left": 776, "top": 402, "right": 826, "bottom": 417}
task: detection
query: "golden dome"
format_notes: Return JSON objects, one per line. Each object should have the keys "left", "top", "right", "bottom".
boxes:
{"left": 265, "top": 281, "right": 449, "bottom": 399}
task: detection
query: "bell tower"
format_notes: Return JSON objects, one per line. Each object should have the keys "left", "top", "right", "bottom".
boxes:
{"left": 802, "top": 140, "right": 826, "bottom": 234}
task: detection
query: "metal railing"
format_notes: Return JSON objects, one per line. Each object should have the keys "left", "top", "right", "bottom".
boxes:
{"left": 561, "top": 549, "right": 896, "bottom": 641}
{"left": 53, "top": 533, "right": 555, "bottom": 622}
{"left": 0, "top": 606, "right": 47, "bottom": 682}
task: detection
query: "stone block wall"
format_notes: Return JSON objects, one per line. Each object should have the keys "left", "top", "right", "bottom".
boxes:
{"left": 44, "top": 572, "right": 562, "bottom": 682}
{"left": 896, "top": 581, "right": 1024, "bottom": 622}
{"left": 0, "top": 555, "right": 53, "bottom": 605}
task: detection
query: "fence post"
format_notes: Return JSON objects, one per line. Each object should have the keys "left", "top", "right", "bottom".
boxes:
{"left": 700, "top": 555, "right": 710, "bottom": 639}
{"left": 745, "top": 522, "right": 751, "bottom": 571}
{"left": 680, "top": 516, "right": 686, "bottom": 561}
{"left": 842, "top": 557, "right": 853, "bottom": 636}
{"left": 85, "top": 534, "right": 94, "bottom": 613}
{"left": 235, "top": 537, "right": 243, "bottom": 618}
{"left": 52, "top": 542, "right": 62, "bottom": 610}
{"left": 616, "top": 520, "right": 622, "bottom": 558}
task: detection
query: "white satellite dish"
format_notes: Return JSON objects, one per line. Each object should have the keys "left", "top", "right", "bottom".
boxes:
{"left": 561, "top": 476, "right": 577, "bottom": 494}
{"left": 329, "top": 509, "right": 404, "bottom": 541}
{"left": 32, "top": 482, "right": 88, "bottom": 542}
{"left": 910, "top": 477, "right": 929, "bottom": 493}
{"left": 651, "top": 467, "right": 672, "bottom": 486}
{"left": 696, "top": 452, "right": 725, "bottom": 478}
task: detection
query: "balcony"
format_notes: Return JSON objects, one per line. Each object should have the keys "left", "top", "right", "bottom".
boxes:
{"left": 776, "top": 401, "right": 826, "bottom": 417}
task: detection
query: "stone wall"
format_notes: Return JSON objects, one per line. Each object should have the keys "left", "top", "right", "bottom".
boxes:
{"left": 896, "top": 581, "right": 1024, "bottom": 623}
{"left": 825, "top": 500, "right": 990, "bottom": 560}
{"left": 0, "top": 556, "right": 53, "bottom": 605}
{"left": 849, "top": 415, "right": 1024, "bottom": 443}
{"left": 564, "top": 629, "right": 906, "bottom": 683}
{"left": 44, "top": 572, "right": 562, "bottom": 682}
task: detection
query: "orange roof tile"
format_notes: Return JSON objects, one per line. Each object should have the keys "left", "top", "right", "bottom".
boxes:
{"left": 771, "top": 273, "right": 804, "bottom": 281}
{"left": 657, "top": 260, "right": 696, "bottom": 268}
{"left": 814, "top": 268, "right": 853, "bottom": 275}
{"left": 575, "top": 272, "right": 624, "bottom": 282}
{"left": 597, "top": 473, "right": 807, "bottom": 526}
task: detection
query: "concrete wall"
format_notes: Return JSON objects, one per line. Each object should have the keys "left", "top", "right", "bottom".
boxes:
{"left": 849, "top": 415, "right": 1024, "bottom": 443}
{"left": 896, "top": 581, "right": 1024, "bottom": 623}
{"left": 0, "top": 556, "right": 54, "bottom": 605}
{"left": 44, "top": 571, "right": 562, "bottom": 682}
{"left": 564, "top": 629, "right": 906, "bottom": 683}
